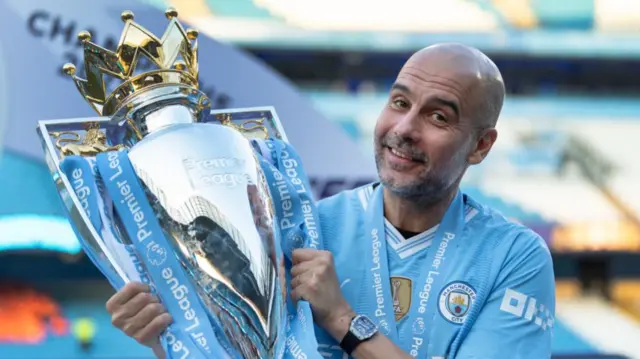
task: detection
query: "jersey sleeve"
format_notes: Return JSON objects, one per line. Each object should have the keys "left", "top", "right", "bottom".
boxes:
{"left": 455, "top": 231, "right": 556, "bottom": 359}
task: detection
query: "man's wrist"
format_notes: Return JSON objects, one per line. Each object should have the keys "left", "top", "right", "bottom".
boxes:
{"left": 325, "top": 307, "right": 357, "bottom": 342}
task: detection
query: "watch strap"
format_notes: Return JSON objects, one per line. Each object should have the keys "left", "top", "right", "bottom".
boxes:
{"left": 340, "top": 315, "right": 378, "bottom": 355}
{"left": 339, "top": 326, "right": 360, "bottom": 356}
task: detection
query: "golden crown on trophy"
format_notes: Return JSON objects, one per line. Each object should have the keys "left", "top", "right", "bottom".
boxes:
{"left": 62, "top": 8, "right": 200, "bottom": 117}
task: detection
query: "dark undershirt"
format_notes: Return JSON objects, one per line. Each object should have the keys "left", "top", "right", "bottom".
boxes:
{"left": 397, "top": 228, "right": 420, "bottom": 239}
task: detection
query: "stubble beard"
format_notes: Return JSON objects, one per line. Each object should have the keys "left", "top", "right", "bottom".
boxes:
{"left": 374, "top": 136, "right": 471, "bottom": 206}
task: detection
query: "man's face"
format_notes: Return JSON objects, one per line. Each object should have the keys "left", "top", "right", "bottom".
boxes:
{"left": 374, "top": 55, "right": 483, "bottom": 202}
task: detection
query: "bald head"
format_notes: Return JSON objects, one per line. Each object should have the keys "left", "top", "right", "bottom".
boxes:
{"left": 403, "top": 43, "right": 505, "bottom": 129}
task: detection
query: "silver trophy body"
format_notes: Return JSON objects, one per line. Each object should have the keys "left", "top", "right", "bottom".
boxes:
{"left": 38, "top": 84, "right": 288, "bottom": 358}
{"left": 127, "top": 87, "right": 284, "bottom": 358}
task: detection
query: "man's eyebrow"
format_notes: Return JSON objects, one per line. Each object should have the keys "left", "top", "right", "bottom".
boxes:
{"left": 390, "top": 82, "right": 411, "bottom": 94}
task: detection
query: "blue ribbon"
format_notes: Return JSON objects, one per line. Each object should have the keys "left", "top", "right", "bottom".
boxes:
{"left": 61, "top": 155, "right": 160, "bottom": 293}
{"left": 95, "top": 150, "right": 231, "bottom": 359}
{"left": 253, "top": 138, "right": 323, "bottom": 359}
{"left": 60, "top": 156, "right": 126, "bottom": 289}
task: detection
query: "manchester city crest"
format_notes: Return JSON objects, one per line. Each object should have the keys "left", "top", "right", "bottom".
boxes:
{"left": 438, "top": 281, "right": 477, "bottom": 324}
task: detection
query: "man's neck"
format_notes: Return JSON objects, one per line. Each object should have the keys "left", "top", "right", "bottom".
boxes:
{"left": 382, "top": 186, "right": 458, "bottom": 234}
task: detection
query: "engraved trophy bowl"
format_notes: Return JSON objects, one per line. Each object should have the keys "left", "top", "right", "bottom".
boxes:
{"left": 36, "top": 8, "right": 290, "bottom": 359}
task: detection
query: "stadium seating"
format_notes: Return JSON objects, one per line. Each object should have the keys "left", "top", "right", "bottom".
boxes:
{"left": 612, "top": 280, "right": 640, "bottom": 321}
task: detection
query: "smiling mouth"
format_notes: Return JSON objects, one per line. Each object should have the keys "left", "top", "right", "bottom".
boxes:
{"left": 386, "top": 146, "right": 423, "bottom": 163}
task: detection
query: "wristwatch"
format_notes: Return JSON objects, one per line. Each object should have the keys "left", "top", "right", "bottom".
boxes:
{"left": 339, "top": 314, "right": 378, "bottom": 355}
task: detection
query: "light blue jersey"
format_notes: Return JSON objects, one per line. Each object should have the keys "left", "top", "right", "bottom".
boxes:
{"left": 315, "top": 183, "right": 555, "bottom": 359}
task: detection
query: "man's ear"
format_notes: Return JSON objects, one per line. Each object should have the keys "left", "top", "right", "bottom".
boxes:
{"left": 468, "top": 128, "right": 497, "bottom": 165}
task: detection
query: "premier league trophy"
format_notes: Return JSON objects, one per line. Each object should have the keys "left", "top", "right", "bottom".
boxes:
{"left": 36, "top": 8, "right": 322, "bottom": 359}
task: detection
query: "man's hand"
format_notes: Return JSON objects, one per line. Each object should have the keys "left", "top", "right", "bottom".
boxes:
{"left": 106, "top": 282, "right": 172, "bottom": 347}
{"left": 290, "top": 248, "right": 355, "bottom": 340}
{"left": 289, "top": 252, "right": 414, "bottom": 359}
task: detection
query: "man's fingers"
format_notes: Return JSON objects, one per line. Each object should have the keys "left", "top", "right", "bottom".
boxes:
{"left": 290, "top": 270, "right": 305, "bottom": 290}
{"left": 111, "top": 292, "right": 159, "bottom": 328}
{"left": 291, "top": 248, "right": 318, "bottom": 264}
{"left": 122, "top": 303, "right": 167, "bottom": 337}
{"left": 125, "top": 292, "right": 158, "bottom": 316}
{"left": 106, "top": 282, "right": 150, "bottom": 313}
{"left": 290, "top": 261, "right": 313, "bottom": 278}
{"left": 133, "top": 313, "right": 173, "bottom": 345}
{"left": 290, "top": 283, "right": 309, "bottom": 304}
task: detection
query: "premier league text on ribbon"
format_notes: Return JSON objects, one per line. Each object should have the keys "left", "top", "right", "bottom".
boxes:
{"left": 105, "top": 151, "right": 208, "bottom": 356}
{"left": 271, "top": 148, "right": 320, "bottom": 250}
{"left": 410, "top": 232, "right": 455, "bottom": 357}
{"left": 417, "top": 232, "right": 455, "bottom": 314}
{"left": 369, "top": 228, "right": 390, "bottom": 334}
{"left": 71, "top": 165, "right": 93, "bottom": 217}
{"left": 72, "top": 160, "right": 152, "bottom": 285}
{"left": 255, "top": 139, "right": 325, "bottom": 359}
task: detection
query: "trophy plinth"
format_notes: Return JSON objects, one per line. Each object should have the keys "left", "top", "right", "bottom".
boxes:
{"left": 36, "top": 7, "right": 291, "bottom": 359}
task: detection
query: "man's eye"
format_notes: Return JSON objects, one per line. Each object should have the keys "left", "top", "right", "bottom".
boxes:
{"left": 431, "top": 113, "right": 447, "bottom": 122}
{"left": 392, "top": 99, "right": 408, "bottom": 109}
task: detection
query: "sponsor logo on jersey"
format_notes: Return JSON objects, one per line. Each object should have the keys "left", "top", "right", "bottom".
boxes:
{"left": 499, "top": 288, "right": 554, "bottom": 331}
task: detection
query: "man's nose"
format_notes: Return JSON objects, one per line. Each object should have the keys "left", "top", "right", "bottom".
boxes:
{"left": 393, "top": 110, "right": 422, "bottom": 142}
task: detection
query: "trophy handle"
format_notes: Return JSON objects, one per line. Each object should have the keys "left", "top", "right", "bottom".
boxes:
{"left": 37, "top": 118, "right": 130, "bottom": 283}
{"left": 217, "top": 114, "right": 269, "bottom": 140}
{"left": 207, "top": 106, "right": 289, "bottom": 142}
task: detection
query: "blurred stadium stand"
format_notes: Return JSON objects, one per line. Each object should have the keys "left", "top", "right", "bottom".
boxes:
{"left": 2, "top": 0, "right": 640, "bottom": 358}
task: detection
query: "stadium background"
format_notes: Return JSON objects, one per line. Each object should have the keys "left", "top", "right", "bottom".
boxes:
{"left": 1, "top": 0, "right": 640, "bottom": 358}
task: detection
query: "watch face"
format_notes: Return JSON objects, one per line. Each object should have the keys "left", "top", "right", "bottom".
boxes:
{"left": 350, "top": 315, "right": 378, "bottom": 340}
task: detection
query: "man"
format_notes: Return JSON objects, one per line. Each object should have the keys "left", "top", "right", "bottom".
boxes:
{"left": 106, "top": 43, "right": 555, "bottom": 359}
